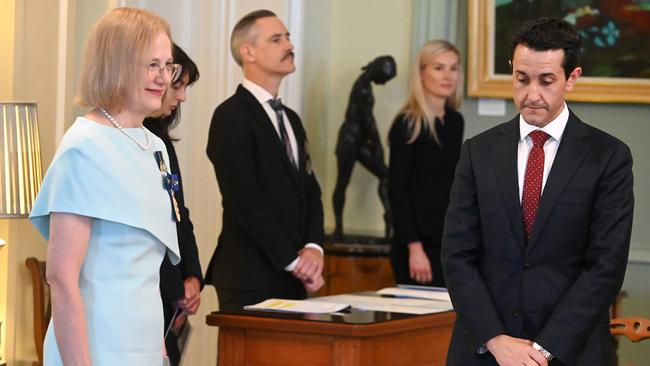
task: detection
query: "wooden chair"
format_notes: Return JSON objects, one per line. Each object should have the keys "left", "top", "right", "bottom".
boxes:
{"left": 610, "top": 317, "right": 650, "bottom": 342}
{"left": 25, "top": 257, "right": 51, "bottom": 366}
{"left": 608, "top": 291, "right": 627, "bottom": 366}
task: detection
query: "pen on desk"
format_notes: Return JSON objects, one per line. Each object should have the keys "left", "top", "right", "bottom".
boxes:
{"left": 397, "top": 284, "right": 448, "bottom": 292}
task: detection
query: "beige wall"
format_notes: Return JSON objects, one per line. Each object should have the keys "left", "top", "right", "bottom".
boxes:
{"left": 1, "top": 0, "right": 16, "bottom": 359}
{"left": 303, "top": 0, "right": 413, "bottom": 236}
{"left": 69, "top": 0, "right": 119, "bottom": 125}
{"left": 0, "top": 0, "right": 16, "bottom": 100}
{"left": 1, "top": 0, "right": 60, "bottom": 364}
{"left": 0, "top": 221, "right": 8, "bottom": 362}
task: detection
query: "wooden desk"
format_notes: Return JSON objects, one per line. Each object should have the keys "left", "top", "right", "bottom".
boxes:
{"left": 206, "top": 303, "right": 455, "bottom": 366}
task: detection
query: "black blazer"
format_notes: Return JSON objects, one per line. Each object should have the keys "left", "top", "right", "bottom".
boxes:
{"left": 388, "top": 110, "right": 464, "bottom": 246}
{"left": 144, "top": 123, "right": 204, "bottom": 305}
{"left": 205, "top": 85, "right": 324, "bottom": 293}
{"left": 442, "top": 111, "right": 633, "bottom": 365}
{"left": 145, "top": 120, "right": 203, "bottom": 366}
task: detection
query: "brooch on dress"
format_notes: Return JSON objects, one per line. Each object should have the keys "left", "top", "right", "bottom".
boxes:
{"left": 154, "top": 151, "right": 181, "bottom": 222}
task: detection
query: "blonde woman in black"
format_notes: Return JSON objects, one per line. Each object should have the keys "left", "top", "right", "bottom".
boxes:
{"left": 388, "top": 40, "right": 464, "bottom": 287}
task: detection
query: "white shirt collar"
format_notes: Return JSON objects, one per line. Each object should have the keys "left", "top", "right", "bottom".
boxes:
{"left": 519, "top": 102, "right": 569, "bottom": 143}
{"left": 242, "top": 79, "right": 277, "bottom": 107}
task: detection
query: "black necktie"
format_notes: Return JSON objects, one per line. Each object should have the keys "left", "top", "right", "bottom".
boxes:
{"left": 268, "top": 98, "right": 297, "bottom": 168}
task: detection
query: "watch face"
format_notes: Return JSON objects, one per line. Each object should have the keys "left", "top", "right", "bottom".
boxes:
{"left": 533, "top": 342, "right": 553, "bottom": 360}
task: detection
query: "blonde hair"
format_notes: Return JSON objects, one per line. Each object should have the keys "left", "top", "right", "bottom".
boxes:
{"left": 76, "top": 7, "right": 172, "bottom": 110}
{"left": 399, "top": 40, "right": 463, "bottom": 144}
{"left": 230, "top": 9, "right": 276, "bottom": 66}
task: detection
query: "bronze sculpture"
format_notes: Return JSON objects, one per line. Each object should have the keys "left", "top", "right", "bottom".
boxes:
{"left": 332, "top": 55, "right": 396, "bottom": 241}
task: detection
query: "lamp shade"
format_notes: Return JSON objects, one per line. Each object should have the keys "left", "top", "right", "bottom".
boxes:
{"left": 0, "top": 102, "right": 43, "bottom": 218}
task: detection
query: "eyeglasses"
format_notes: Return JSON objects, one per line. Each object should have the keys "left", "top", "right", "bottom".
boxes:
{"left": 145, "top": 61, "right": 183, "bottom": 83}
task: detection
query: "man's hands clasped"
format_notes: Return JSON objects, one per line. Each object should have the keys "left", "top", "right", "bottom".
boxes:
{"left": 292, "top": 247, "right": 324, "bottom": 293}
{"left": 486, "top": 335, "right": 549, "bottom": 366}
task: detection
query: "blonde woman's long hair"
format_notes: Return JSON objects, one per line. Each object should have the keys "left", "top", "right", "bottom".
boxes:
{"left": 399, "top": 40, "right": 463, "bottom": 144}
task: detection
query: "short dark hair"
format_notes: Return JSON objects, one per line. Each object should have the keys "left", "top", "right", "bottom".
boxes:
{"left": 230, "top": 9, "right": 276, "bottom": 66}
{"left": 510, "top": 17, "right": 581, "bottom": 79}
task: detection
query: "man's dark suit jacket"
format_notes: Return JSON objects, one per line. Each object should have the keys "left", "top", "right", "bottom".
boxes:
{"left": 205, "top": 85, "right": 324, "bottom": 297}
{"left": 442, "top": 110, "right": 634, "bottom": 365}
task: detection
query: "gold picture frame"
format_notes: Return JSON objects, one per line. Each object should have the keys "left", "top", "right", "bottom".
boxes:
{"left": 467, "top": 0, "right": 650, "bottom": 104}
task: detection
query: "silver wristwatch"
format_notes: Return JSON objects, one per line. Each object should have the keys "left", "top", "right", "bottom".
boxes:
{"left": 533, "top": 342, "right": 554, "bottom": 361}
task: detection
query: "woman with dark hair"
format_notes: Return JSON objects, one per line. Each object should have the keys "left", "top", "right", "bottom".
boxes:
{"left": 143, "top": 43, "right": 201, "bottom": 366}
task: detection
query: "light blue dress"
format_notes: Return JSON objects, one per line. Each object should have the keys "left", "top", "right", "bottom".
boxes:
{"left": 30, "top": 117, "right": 180, "bottom": 366}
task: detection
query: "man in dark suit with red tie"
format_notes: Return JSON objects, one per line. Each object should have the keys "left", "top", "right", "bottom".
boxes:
{"left": 205, "top": 9, "right": 325, "bottom": 311}
{"left": 442, "top": 18, "right": 634, "bottom": 365}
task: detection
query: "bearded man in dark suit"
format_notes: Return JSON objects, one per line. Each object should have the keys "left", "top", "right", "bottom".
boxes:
{"left": 442, "top": 17, "right": 633, "bottom": 366}
{"left": 205, "top": 9, "right": 324, "bottom": 311}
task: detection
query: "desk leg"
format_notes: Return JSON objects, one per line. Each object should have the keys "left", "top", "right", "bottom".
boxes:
{"left": 218, "top": 328, "right": 245, "bottom": 366}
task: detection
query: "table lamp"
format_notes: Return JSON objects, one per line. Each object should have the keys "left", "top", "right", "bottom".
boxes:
{"left": 0, "top": 100, "right": 43, "bottom": 227}
{"left": 0, "top": 101, "right": 42, "bottom": 362}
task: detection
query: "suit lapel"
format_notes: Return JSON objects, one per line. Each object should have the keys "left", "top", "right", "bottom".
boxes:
{"left": 493, "top": 118, "right": 527, "bottom": 249}
{"left": 526, "top": 111, "right": 591, "bottom": 253}
{"left": 237, "top": 86, "right": 300, "bottom": 184}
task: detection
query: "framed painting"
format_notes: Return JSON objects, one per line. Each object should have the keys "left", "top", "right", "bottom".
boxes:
{"left": 467, "top": 0, "right": 650, "bottom": 103}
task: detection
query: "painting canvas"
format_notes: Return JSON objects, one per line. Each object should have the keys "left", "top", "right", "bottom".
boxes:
{"left": 467, "top": 0, "right": 650, "bottom": 103}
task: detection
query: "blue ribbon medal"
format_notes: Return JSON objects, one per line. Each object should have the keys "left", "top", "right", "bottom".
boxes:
{"left": 154, "top": 151, "right": 181, "bottom": 222}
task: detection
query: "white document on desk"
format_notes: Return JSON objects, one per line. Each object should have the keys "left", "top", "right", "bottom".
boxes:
{"left": 244, "top": 298, "right": 349, "bottom": 313}
{"left": 377, "top": 287, "right": 452, "bottom": 303}
{"left": 314, "top": 294, "right": 452, "bottom": 315}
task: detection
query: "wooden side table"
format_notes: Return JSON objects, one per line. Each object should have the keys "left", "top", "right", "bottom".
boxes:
{"left": 207, "top": 304, "right": 455, "bottom": 366}
{"left": 318, "top": 242, "right": 395, "bottom": 296}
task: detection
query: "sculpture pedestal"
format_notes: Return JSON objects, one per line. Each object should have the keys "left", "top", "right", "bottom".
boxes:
{"left": 318, "top": 237, "right": 395, "bottom": 296}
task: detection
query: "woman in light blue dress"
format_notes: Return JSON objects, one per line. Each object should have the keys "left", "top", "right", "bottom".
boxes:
{"left": 30, "top": 7, "right": 182, "bottom": 365}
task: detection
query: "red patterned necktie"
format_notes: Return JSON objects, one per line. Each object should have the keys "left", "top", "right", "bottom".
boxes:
{"left": 268, "top": 98, "right": 297, "bottom": 169}
{"left": 522, "top": 130, "right": 550, "bottom": 239}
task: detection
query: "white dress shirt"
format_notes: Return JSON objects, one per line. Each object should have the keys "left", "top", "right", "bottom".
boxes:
{"left": 241, "top": 79, "right": 323, "bottom": 271}
{"left": 517, "top": 103, "right": 570, "bottom": 202}
{"left": 242, "top": 79, "right": 300, "bottom": 165}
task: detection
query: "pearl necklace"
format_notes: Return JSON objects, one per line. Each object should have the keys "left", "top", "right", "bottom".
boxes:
{"left": 99, "top": 108, "right": 151, "bottom": 150}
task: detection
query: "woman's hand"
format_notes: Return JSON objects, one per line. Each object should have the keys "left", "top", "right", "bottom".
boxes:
{"left": 173, "top": 276, "right": 202, "bottom": 330}
{"left": 178, "top": 276, "right": 201, "bottom": 315}
{"left": 408, "top": 241, "right": 432, "bottom": 283}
